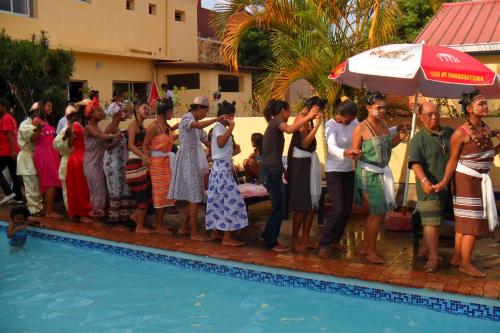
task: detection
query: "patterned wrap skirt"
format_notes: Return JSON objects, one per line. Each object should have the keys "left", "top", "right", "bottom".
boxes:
{"left": 125, "top": 158, "right": 151, "bottom": 209}
{"left": 205, "top": 160, "right": 249, "bottom": 231}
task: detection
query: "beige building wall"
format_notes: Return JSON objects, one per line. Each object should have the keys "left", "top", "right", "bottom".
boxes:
{"left": 165, "top": 0, "right": 198, "bottom": 61}
{"left": 73, "top": 54, "right": 154, "bottom": 103}
{"left": 157, "top": 67, "right": 253, "bottom": 116}
{"left": 0, "top": 0, "right": 171, "bottom": 60}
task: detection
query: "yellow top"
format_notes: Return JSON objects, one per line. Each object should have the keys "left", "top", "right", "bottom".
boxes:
{"left": 16, "top": 118, "right": 37, "bottom": 176}
{"left": 53, "top": 126, "right": 71, "bottom": 181}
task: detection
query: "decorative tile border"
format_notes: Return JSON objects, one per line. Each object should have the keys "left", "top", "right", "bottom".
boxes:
{"left": 1, "top": 224, "right": 499, "bottom": 322}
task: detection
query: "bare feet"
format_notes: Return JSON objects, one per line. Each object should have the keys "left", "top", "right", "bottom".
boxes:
{"left": 450, "top": 256, "right": 461, "bottom": 267}
{"left": 318, "top": 247, "right": 329, "bottom": 259}
{"left": 45, "top": 212, "right": 63, "bottom": 219}
{"left": 365, "top": 252, "right": 384, "bottom": 264}
{"left": 210, "top": 230, "right": 223, "bottom": 240}
{"left": 331, "top": 243, "right": 346, "bottom": 252}
{"left": 112, "top": 224, "right": 130, "bottom": 232}
{"left": 135, "top": 226, "right": 154, "bottom": 234}
{"left": 222, "top": 238, "right": 245, "bottom": 247}
{"left": 190, "top": 233, "right": 210, "bottom": 242}
{"left": 292, "top": 239, "right": 306, "bottom": 253}
{"left": 459, "top": 264, "right": 486, "bottom": 278}
{"left": 270, "top": 244, "right": 291, "bottom": 253}
{"left": 302, "top": 240, "right": 319, "bottom": 250}
{"left": 80, "top": 217, "right": 94, "bottom": 224}
{"left": 156, "top": 225, "right": 173, "bottom": 235}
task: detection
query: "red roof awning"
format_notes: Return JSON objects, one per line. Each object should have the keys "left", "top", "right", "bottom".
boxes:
{"left": 415, "top": 0, "right": 500, "bottom": 51}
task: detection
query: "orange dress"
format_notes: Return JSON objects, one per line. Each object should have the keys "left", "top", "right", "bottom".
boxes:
{"left": 149, "top": 123, "right": 175, "bottom": 208}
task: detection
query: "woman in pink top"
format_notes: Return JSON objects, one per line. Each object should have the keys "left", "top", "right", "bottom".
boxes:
{"left": 31, "top": 99, "right": 62, "bottom": 218}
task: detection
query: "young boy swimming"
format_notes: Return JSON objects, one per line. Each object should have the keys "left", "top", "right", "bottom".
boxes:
{"left": 7, "top": 206, "right": 30, "bottom": 247}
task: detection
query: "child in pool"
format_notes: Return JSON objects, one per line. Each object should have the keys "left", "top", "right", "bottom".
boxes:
{"left": 7, "top": 206, "right": 30, "bottom": 247}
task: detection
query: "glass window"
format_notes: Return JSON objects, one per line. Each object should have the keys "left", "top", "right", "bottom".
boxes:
{"left": 126, "top": 0, "right": 134, "bottom": 10}
{"left": 149, "top": 4, "right": 156, "bottom": 15}
{"left": 112, "top": 82, "right": 148, "bottom": 103}
{"left": 0, "top": 0, "right": 11, "bottom": 12}
{"left": 175, "top": 10, "right": 185, "bottom": 22}
{"left": 218, "top": 75, "right": 239, "bottom": 92}
{"left": 167, "top": 73, "right": 200, "bottom": 90}
{"left": 0, "top": 0, "right": 30, "bottom": 15}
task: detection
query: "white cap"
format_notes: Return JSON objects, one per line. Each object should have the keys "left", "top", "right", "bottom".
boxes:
{"left": 192, "top": 96, "right": 209, "bottom": 107}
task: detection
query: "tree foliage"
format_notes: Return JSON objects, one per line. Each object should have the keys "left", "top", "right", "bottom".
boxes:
{"left": 210, "top": 0, "right": 401, "bottom": 114}
{"left": 0, "top": 30, "right": 74, "bottom": 120}
{"left": 237, "top": 27, "right": 274, "bottom": 68}
{"left": 390, "top": 0, "right": 450, "bottom": 43}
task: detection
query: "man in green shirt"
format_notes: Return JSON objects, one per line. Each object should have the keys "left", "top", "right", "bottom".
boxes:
{"left": 408, "top": 102, "right": 453, "bottom": 273}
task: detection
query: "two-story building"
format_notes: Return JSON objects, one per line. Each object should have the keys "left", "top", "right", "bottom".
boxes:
{"left": 0, "top": 0, "right": 256, "bottom": 114}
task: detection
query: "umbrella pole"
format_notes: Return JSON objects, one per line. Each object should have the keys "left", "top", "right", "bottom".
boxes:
{"left": 401, "top": 90, "right": 419, "bottom": 214}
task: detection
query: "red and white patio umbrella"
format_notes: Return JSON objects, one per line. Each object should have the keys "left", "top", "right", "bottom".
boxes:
{"left": 329, "top": 43, "right": 499, "bottom": 98}
{"left": 329, "top": 43, "right": 500, "bottom": 208}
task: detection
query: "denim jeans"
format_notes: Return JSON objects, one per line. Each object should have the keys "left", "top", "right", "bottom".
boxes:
{"left": 259, "top": 168, "right": 286, "bottom": 249}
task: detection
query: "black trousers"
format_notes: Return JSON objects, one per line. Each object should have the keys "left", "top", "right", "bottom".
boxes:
{"left": 319, "top": 171, "right": 355, "bottom": 248}
{"left": 0, "top": 156, "right": 23, "bottom": 200}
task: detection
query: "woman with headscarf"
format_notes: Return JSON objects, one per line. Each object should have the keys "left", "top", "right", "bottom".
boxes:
{"left": 434, "top": 91, "right": 499, "bottom": 278}
{"left": 83, "top": 98, "right": 120, "bottom": 220}
{"left": 31, "top": 99, "right": 62, "bottom": 218}
{"left": 103, "top": 102, "right": 135, "bottom": 229}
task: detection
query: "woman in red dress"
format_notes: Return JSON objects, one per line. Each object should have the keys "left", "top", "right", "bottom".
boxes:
{"left": 65, "top": 103, "right": 92, "bottom": 222}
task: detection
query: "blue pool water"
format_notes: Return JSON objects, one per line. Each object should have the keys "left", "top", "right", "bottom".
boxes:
{"left": 0, "top": 229, "right": 498, "bottom": 332}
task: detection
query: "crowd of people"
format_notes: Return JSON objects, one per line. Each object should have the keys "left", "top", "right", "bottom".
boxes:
{"left": 1, "top": 89, "right": 497, "bottom": 277}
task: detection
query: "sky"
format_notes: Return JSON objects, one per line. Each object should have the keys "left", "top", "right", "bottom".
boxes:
{"left": 201, "top": 0, "right": 226, "bottom": 10}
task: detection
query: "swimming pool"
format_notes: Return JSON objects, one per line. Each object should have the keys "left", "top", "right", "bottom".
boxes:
{"left": 0, "top": 223, "right": 498, "bottom": 332}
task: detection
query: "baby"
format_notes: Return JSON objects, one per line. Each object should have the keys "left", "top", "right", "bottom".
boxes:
{"left": 7, "top": 206, "right": 30, "bottom": 247}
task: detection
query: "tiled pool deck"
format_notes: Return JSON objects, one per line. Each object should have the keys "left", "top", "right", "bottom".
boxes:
{"left": 1, "top": 201, "right": 499, "bottom": 300}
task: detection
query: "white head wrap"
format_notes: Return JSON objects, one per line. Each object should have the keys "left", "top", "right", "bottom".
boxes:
{"left": 106, "top": 102, "right": 125, "bottom": 118}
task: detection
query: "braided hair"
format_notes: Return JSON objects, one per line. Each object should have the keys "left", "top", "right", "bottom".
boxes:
{"left": 364, "top": 90, "right": 385, "bottom": 106}
{"left": 458, "top": 90, "right": 482, "bottom": 116}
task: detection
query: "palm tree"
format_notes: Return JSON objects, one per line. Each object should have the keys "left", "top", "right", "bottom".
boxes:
{"left": 211, "top": 0, "right": 400, "bottom": 114}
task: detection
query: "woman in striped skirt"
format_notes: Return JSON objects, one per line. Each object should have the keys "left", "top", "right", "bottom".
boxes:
{"left": 143, "top": 99, "right": 176, "bottom": 235}
{"left": 126, "top": 102, "right": 153, "bottom": 233}
{"left": 434, "top": 91, "right": 499, "bottom": 278}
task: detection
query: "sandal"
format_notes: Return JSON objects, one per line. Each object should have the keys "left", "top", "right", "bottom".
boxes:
{"left": 424, "top": 259, "right": 439, "bottom": 273}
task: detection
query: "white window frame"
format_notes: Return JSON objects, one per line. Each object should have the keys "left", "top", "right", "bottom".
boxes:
{"left": 0, "top": 0, "right": 31, "bottom": 17}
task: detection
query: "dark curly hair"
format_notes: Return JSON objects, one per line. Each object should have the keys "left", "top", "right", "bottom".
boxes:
{"left": 217, "top": 100, "right": 236, "bottom": 116}
{"left": 304, "top": 96, "right": 328, "bottom": 110}
{"left": 336, "top": 100, "right": 358, "bottom": 117}
{"left": 157, "top": 98, "right": 174, "bottom": 116}
{"left": 364, "top": 90, "right": 385, "bottom": 106}
{"left": 458, "top": 90, "right": 482, "bottom": 116}
{"left": 263, "top": 99, "right": 289, "bottom": 122}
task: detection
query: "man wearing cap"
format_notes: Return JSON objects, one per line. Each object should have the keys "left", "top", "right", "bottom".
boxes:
{"left": 53, "top": 104, "right": 78, "bottom": 211}
{"left": 408, "top": 102, "right": 453, "bottom": 273}
{"left": 16, "top": 102, "right": 44, "bottom": 215}
{"left": 0, "top": 98, "right": 23, "bottom": 205}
